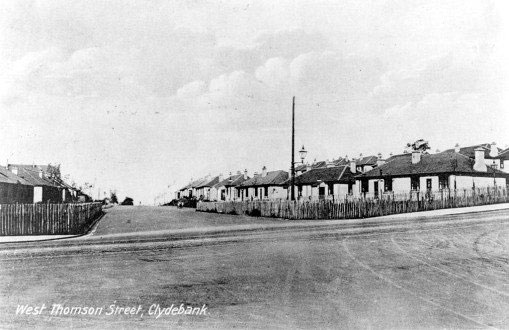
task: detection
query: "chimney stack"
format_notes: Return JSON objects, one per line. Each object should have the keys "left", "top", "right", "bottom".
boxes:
{"left": 38, "top": 169, "right": 43, "bottom": 178}
{"left": 411, "top": 150, "right": 421, "bottom": 164}
{"left": 350, "top": 159, "right": 356, "bottom": 174}
{"left": 10, "top": 166, "right": 18, "bottom": 176}
{"left": 376, "top": 153, "right": 385, "bottom": 167}
{"left": 244, "top": 169, "right": 248, "bottom": 180}
{"left": 218, "top": 173, "right": 223, "bottom": 182}
{"left": 473, "top": 147, "right": 487, "bottom": 172}
{"left": 489, "top": 142, "right": 498, "bottom": 158}
{"left": 326, "top": 160, "right": 334, "bottom": 168}
{"left": 261, "top": 166, "right": 267, "bottom": 177}
{"left": 306, "top": 162, "right": 312, "bottom": 172}
{"left": 454, "top": 143, "right": 460, "bottom": 153}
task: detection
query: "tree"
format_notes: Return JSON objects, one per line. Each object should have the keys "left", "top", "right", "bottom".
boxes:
{"left": 121, "top": 197, "right": 134, "bottom": 205}
{"left": 110, "top": 190, "right": 118, "bottom": 204}
{"left": 47, "top": 163, "right": 61, "bottom": 179}
{"left": 406, "top": 139, "right": 430, "bottom": 153}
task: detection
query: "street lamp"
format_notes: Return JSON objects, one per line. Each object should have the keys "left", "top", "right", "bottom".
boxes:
{"left": 299, "top": 145, "right": 308, "bottom": 164}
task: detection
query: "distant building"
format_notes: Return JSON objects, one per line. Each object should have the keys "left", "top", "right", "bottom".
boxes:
{"left": 213, "top": 171, "right": 250, "bottom": 202}
{"left": 286, "top": 161, "right": 356, "bottom": 201}
{"left": 237, "top": 167, "right": 288, "bottom": 201}
{"left": 443, "top": 142, "right": 509, "bottom": 173}
{"left": 8, "top": 164, "right": 63, "bottom": 203}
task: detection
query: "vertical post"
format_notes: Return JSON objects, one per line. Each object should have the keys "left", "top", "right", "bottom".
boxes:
{"left": 291, "top": 96, "right": 295, "bottom": 201}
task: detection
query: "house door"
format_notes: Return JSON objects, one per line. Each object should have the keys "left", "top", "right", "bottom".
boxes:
{"left": 361, "top": 180, "right": 369, "bottom": 194}
{"left": 374, "top": 181, "right": 379, "bottom": 198}
{"left": 221, "top": 190, "right": 225, "bottom": 201}
{"left": 318, "top": 186, "right": 326, "bottom": 199}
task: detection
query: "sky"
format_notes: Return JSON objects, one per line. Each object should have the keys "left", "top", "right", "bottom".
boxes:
{"left": 1, "top": 0, "right": 508, "bottom": 204}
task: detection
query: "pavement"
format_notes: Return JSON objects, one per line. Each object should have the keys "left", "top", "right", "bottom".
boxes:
{"left": 0, "top": 206, "right": 508, "bottom": 329}
{"left": 1, "top": 202, "right": 509, "bottom": 245}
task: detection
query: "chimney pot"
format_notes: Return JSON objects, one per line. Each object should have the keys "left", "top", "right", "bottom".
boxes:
{"left": 411, "top": 150, "right": 421, "bottom": 164}
{"left": 261, "top": 166, "right": 267, "bottom": 177}
{"left": 454, "top": 143, "right": 460, "bottom": 153}
{"left": 244, "top": 169, "right": 248, "bottom": 180}
{"left": 350, "top": 160, "right": 356, "bottom": 174}
{"left": 489, "top": 142, "right": 498, "bottom": 158}
{"left": 473, "top": 147, "right": 487, "bottom": 172}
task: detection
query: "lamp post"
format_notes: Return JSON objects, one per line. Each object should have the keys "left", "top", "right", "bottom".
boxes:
{"left": 291, "top": 96, "right": 296, "bottom": 201}
{"left": 299, "top": 145, "right": 308, "bottom": 164}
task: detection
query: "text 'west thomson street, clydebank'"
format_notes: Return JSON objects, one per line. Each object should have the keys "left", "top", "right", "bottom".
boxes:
{"left": 15, "top": 303, "right": 208, "bottom": 319}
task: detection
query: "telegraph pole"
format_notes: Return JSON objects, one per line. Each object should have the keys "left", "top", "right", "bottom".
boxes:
{"left": 291, "top": 96, "right": 295, "bottom": 201}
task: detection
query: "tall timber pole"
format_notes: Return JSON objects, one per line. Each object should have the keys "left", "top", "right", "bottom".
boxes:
{"left": 291, "top": 96, "right": 295, "bottom": 201}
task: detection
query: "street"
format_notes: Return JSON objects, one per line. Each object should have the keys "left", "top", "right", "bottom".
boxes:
{"left": 0, "top": 206, "right": 508, "bottom": 329}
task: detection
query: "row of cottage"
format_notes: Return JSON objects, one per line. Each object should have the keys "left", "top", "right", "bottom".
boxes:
{"left": 0, "top": 164, "right": 88, "bottom": 204}
{"left": 176, "top": 143, "right": 509, "bottom": 202}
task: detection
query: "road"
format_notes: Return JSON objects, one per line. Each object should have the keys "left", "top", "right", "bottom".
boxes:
{"left": 0, "top": 206, "right": 508, "bottom": 329}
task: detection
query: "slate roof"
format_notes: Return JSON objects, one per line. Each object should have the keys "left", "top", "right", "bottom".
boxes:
{"left": 0, "top": 167, "right": 32, "bottom": 185}
{"left": 214, "top": 174, "right": 250, "bottom": 188}
{"left": 356, "top": 155, "right": 378, "bottom": 166}
{"left": 195, "top": 176, "right": 221, "bottom": 188}
{"left": 494, "top": 147, "right": 509, "bottom": 160}
{"left": 443, "top": 144, "right": 503, "bottom": 160}
{"left": 359, "top": 151, "right": 508, "bottom": 178}
{"left": 239, "top": 170, "right": 289, "bottom": 187}
{"left": 333, "top": 158, "right": 350, "bottom": 166}
{"left": 10, "top": 166, "right": 59, "bottom": 187}
{"left": 285, "top": 166, "right": 355, "bottom": 186}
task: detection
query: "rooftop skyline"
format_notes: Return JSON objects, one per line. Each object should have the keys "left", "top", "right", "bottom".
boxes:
{"left": 1, "top": 0, "right": 508, "bottom": 203}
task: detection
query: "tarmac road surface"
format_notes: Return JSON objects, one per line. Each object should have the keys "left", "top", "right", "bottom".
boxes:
{"left": 0, "top": 207, "right": 508, "bottom": 329}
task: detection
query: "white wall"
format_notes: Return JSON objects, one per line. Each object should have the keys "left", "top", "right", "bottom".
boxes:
{"left": 393, "top": 178, "right": 411, "bottom": 193}
{"left": 34, "top": 187, "right": 43, "bottom": 203}
{"left": 419, "top": 176, "right": 439, "bottom": 191}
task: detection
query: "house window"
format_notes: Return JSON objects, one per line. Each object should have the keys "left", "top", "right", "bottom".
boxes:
{"left": 255, "top": 188, "right": 258, "bottom": 197}
{"left": 264, "top": 186, "right": 268, "bottom": 197}
{"left": 237, "top": 189, "right": 240, "bottom": 198}
{"left": 501, "top": 162, "right": 504, "bottom": 169}
{"left": 298, "top": 185, "right": 303, "bottom": 197}
{"left": 361, "top": 180, "right": 369, "bottom": 193}
{"left": 426, "top": 178, "right": 432, "bottom": 190}
{"left": 245, "top": 189, "right": 248, "bottom": 197}
{"left": 348, "top": 183, "right": 353, "bottom": 194}
{"left": 411, "top": 177, "right": 420, "bottom": 190}
{"left": 328, "top": 183, "right": 334, "bottom": 195}
{"left": 439, "top": 175, "right": 448, "bottom": 190}
{"left": 384, "top": 178, "right": 392, "bottom": 192}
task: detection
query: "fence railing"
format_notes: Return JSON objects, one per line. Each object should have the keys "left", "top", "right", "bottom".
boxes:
{"left": 197, "top": 187, "right": 509, "bottom": 220}
{"left": 0, "top": 203, "right": 103, "bottom": 236}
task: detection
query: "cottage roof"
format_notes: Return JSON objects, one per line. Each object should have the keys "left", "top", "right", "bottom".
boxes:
{"left": 494, "top": 147, "right": 509, "bottom": 160}
{"left": 443, "top": 143, "right": 504, "bottom": 160}
{"left": 0, "top": 167, "right": 33, "bottom": 185}
{"left": 359, "top": 151, "right": 507, "bottom": 178}
{"left": 356, "top": 155, "right": 378, "bottom": 166}
{"left": 214, "top": 174, "right": 249, "bottom": 188}
{"left": 285, "top": 166, "right": 354, "bottom": 186}
{"left": 239, "top": 170, "right": 288, "bottom": 187}
{"left": 9, "top": 166, "right": 59, "bottom": 187}
{"left": 195, "top": 176, "right": 221, "bottom": 188}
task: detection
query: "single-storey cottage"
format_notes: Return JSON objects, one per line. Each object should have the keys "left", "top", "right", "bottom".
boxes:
{"left": 238, "top": 167, "right": 288, "bottom": 201}
{"left": 356, "top": 148, "right": 508, "bottom": 199}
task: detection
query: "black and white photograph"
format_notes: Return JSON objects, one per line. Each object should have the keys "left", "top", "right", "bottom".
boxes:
{"left": 1, "top": 0, "right": 508, "bottom": 328}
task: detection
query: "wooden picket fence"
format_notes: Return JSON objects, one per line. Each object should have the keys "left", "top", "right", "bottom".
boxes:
{"left": 197, "top": 188, "right": 509, "bottom": 220}
{"left": 0, "top": 203, "right": 103, "bottom": 236}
